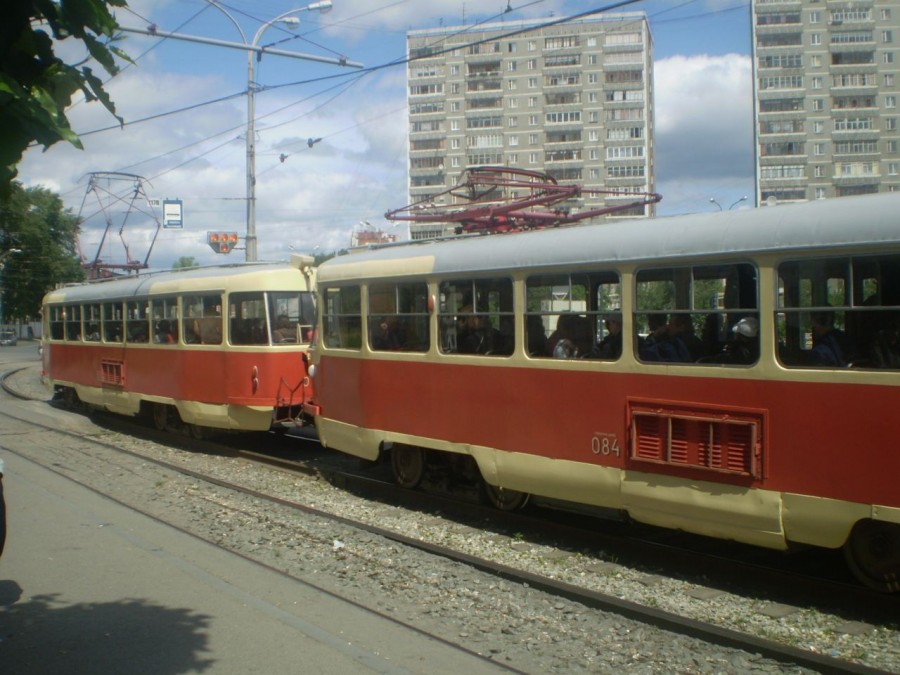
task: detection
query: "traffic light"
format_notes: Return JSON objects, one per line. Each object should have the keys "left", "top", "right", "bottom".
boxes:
{"left": 207, "top": 232, "right": 239, "bottom": 254}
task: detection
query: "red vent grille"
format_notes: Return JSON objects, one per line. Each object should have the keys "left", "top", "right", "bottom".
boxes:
{"left": 630, "top": 403, "right": 762, "bottom": 478}
{"left": 99, "top": 360, "right": 125, "bottom": 386}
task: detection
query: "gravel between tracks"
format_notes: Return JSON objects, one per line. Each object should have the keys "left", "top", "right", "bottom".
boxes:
{"left": 4, "top": 365, "right": 899, "bottom": 673}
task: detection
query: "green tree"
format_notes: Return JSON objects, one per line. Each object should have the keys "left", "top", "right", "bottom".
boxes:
{"left": 1, "top": 182, "right": 84, "bottom": 322}
{"left": 172, "top": 256, "right": 200, "bottom": 270}
{"left": 1, "top": 0, "right": 128, "bottom": 196}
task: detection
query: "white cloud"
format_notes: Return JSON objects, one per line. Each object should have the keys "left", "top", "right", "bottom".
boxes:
{"left": 653, "top": 53, "right": 755, "bottom": 215}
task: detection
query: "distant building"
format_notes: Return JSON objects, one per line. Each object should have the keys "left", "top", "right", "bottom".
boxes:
{"left": 351, "top": 228, "right": 397, "bottom": 248}
{"left": 753, "top": 0, "right": 900, "bottom": 204}
{"left": 406, "top": 13, "right": 655, "bottom": 240}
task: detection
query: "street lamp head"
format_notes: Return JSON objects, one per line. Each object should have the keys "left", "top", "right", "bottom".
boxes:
{"left": 307, "top": 1, "right": 333, "bottom": 13}
{"left": 279, "top": 17, "right": 301, "bottom": 27}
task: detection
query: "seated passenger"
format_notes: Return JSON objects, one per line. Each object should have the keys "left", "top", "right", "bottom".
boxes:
{"left": 458, "top": 308, "right": 505, "bottom": 355}
{"left": 548, "top": 314, "right": 579, "bottom": 358}
{"left": 810, "top": 311, "right": 852, "bottom": 367}
{"left": 870, "top": 318, "right": 900, "bottom": 369}
{"left": 588, "top": 314, "right": 622, "bottom": 359}
{"left": 640, "top": 314, "right": 694, "bottom": 362}
{"left": 526, "top": 314, "right": 548, "bottom": 357}
{"left": 271, "top": 314, "right": 295, "bottom": 343}
{"left": 372, "top": 317, "right": 402, "bottom": 351}
{"left": 724, "top": 317, "right": 759, "bottom": 364}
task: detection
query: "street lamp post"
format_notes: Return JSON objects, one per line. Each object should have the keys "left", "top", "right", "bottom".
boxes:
{"left": 218, "top": 1, "right": 335, "bottom": 262}
{"left": 245, "top": 4, "right": 333, "bottom": 262}
{"left": 120, "top": 2, "right": 361, "bottom": 262}
{"left": 729, "top": 195, "right": 749, "bottom": 210}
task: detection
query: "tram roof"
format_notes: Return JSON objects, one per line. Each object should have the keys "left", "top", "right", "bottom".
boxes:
{"left": 319, "top": 192, "right": 900, "bottom": 282}
{"left": 44, "top": 260, "right": 306, "bottom": 304}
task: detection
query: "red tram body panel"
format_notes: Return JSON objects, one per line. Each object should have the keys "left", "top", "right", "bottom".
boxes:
{"left": 42, "top": 258, "right": 316, "bottom": 432}
{"left": 307, "top": 193, "right": 900, "bottom": 588}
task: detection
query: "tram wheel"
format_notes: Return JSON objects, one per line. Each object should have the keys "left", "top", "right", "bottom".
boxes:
{"left": 390, "top": 445, "right": 425, "bottom": 489}
{"left": 60, "top": 387, "right": 80, "bottom": 411}
{"left": 152, "top": 403, "right": 171, "bottom": 431}
{"left": 481, "top": 481, "right": 530, "bottom": 511}
{"left": 188, "top": 424, "right": 209, "bottom": 440}
{"left": 843, "top": 519, "right": 900, "bottom": 593}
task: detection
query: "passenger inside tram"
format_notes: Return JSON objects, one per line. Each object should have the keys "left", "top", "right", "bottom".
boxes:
{"left": 810, "top": 310, "right": 853, "bottom": 367}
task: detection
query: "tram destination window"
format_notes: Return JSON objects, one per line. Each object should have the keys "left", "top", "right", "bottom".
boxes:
{"left": 322, "top": 286, "right": 361, "bottom": 349}
{"left": 635, "top": 263, "right": 759, "bottom": 365}
{"left": 777, "top": 255, "right": 900, "bottom": 369}
{"left": 102, "top": 302, "right": 122, "bottom": 342}
{"left": 525, "top": 271, "right": 621, "bottom": 359}
{"left": 183, "top": 294, "right": 222, "bottom": 345}
{"left": 126, "top": 300, "right": 150, "bottom": 343}
{"left": 267, "top": 291, "right": 315, "bottom": 345}
{"left": 438, "top": 278, "right": 513, "bottom": 356}
{"left": 151, "top": 297, "right": 179, "bottom": 344}
{"left": 48, "top": 306, "right": 65, "bottom": 340}
{"left": 84, "top": 304, "right": 101, "bottom": 342}
{"left": 65, "top": 304, "right": 82, "bottom": 341}
{"left": 368, "top": 282, "right": 430, "bottom": 352}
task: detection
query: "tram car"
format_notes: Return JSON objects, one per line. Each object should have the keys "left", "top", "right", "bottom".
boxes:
{"left": 304, "top": 193, "right": 900, "bottom": 591}
{"left": 42, "top": 256, "right": 316, "bottom": 435}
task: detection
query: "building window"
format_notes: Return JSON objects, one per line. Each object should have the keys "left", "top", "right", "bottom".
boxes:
{"left": 529, "top": 152, "right": 538, "bottom": 164}
{"left": 886, "top": 118, "right": 898, "bottom": 131}
{"left": 809, "top": 10, "right": 820, "bottom": 23}
{"left": 814, "top": 165, "right": 825, "bottom": 178}
{"left": 814, "top": 121, "right": 825, "bottom": 133}
{"left": 815, "top": 187, "right": 826, "bottom": 200}
{"left": 812, "top": 99, "right": 824, "bottom": 111}
{"left": 528, "top": 77, "right": 537, "bottom": 88}
{"left": 887, "top": 96, "right": 897, "bottom": 109}
{"left": 814, "top": 142, "right": 825, "bottom": 156}
{"left": 884, "top": 31, "right": 893, "bottom": 44}
{"left": 811, "top": 33, "right": 821, "bottom": 45}
{"left": 528, "top": 114, "right": 538, "bottom": 126}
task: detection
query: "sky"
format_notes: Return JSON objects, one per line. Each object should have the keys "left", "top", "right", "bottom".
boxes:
{"left": 17, "top": 0, "right": 756, "bottom": 270}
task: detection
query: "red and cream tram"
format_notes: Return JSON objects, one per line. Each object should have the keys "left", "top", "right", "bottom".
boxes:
{"left": 305, "top": 193, "right": 900, "bottom": 591}
{"left": 42, "top": 256, "right": 316, "bottom": 435}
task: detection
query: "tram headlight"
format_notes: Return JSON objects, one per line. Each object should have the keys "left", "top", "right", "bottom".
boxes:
{"left": 308, "top": 364, "right": 317, "bottom": 379}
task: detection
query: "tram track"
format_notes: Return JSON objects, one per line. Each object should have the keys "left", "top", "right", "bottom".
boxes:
{"left": 0, "top": 375, "right": 896, "bottom": 673}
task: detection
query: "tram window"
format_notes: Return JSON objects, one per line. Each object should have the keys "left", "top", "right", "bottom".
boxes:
{"left": 228, "top": 293, "right": 267, "bottom": 345}
{"left": 322, "top": 286, "right": 361, "bottom": 349}
{"left": 48, "top": 306, "right": 65, "bottom": 340}
{"left": 125, "top": 300, "right": 150, "bottom": 343}
{"left": 439, "top": 278, "right": 513, "bottom": 356}
{"left": 636, "top": 263, "right": 759, "bottom": 365}
{"left": 183, "top": 294, "right": 222, "bottom": 345}
{"left": 368, "top": 282, "right": 430, "bottom": 352}
{"left": 525, "top": 271, "right": 620, "bottom": 359}
{"left": 84, "top": 304, "right": 101, "bottom": 342}
{"left": 151, "top": 297, "right": 179, "bottom": 344}
{"left": 64, "top": 305, "right": 82, "bottom": 341}
{"left": 777, "top": 255, "right": 900, "bottom": 369}
{"left": 267, "top": 291, "right": 316, "bottom": 346}
{"left": 102, "top": 302, "right": 122, "bottom": 342}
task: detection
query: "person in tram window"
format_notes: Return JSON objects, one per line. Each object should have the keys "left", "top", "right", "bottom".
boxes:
{"left": 588, "top": 313, "right": 623, "bottom": 359}
{"left": 155, "top": 320, "right": 176, "bottom": 344}
{"left": 272, "top": 314, "right": 296, "bottom": 343}
{"left": 810, "top": 310, "right": 853, "bottom": 367}
{"left": 371, "top": 316, "right": 401, "bottom": 351}
{"left": 526, "top": 314, "right": 549, "bottom": 357}
{"left": 640, "top": 313, "right": 693, "bottom": 362}
{"left": 548, "top": 313, "right": 578, "bottom": 358}
{"left": 725, "top": 316, "right": 759, "bottom": 365}
{"left": 458, "top": 307, "right": 503, "bottom": 355}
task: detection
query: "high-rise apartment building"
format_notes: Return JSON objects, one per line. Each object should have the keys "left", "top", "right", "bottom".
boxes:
{"left": 406, "top": 14, "right": 655, "bottom": 239}
{"left": 753, "top": 0, "right": 900, "bottom": 204}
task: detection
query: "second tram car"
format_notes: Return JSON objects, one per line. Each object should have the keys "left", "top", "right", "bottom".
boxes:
{"left": 42, "top": 256, "right": 316, "bottom": 435}
{"left": 305, "top": 193, "right": 900, "bottom": 591}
